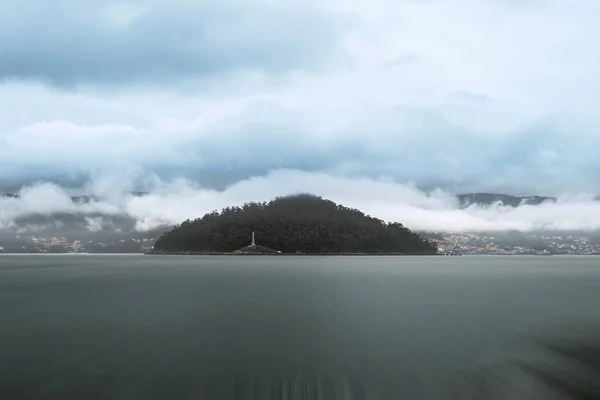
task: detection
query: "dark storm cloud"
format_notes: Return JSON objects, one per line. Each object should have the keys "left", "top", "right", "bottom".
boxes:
{"left": 0, "top": 0, "right": 338, "bottom": 87}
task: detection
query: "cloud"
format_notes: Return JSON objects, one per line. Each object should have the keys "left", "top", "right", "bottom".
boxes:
{"left": 85, "top": 217, "right": 104, "bottom": 233}
{"left": 0, "top": 0, "right": 339, "bottom": 87}
{"left": 1, "top": 0, "right": 600, "bottom": 196}
{"left": 2, "top": 170, "right": 600, "bottom": 234}
{"left": 2, "top": 91, "right": 600, "bottom": 195}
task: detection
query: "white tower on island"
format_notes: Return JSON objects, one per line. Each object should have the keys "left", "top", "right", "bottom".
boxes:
{"left": 251, "top": 232, "right": 256, "bottom": 246}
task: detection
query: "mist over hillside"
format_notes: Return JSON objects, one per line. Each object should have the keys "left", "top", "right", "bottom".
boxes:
{"left": 2, "top": 172, "right": 600, "bottom": 244}
{"left": 0, "top": 191, "right": 562, "bottom": 210}
{"left": 456, "top": 193, "right": 556, "bottom": 208}
{"left": 0, "top": 189, "right": 567, "bottom": 240}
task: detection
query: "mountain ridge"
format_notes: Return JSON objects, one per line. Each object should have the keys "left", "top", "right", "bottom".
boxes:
{"left": 456, "top": 193, "right": 556, "bottom": 208}
{"left": 3, "top": 191, "right": 599, "bottom": 215}
{"left": 1, "top": 191, "right": 563, "bottom": 208}
{"left": 0, "top": 191, "right": 148, "bottom": 203}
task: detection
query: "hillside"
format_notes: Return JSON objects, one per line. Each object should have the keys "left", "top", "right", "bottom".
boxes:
{"left": 152, "top": 194, "right": 437, "bottom": 254}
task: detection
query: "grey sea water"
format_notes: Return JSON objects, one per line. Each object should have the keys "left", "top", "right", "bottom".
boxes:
{"left": 1, "top": 255, "right": 599, "bottom": 399}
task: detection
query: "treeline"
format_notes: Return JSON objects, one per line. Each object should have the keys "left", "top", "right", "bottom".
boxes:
{"left": 153, "top": 194, "right": 437, "bottom": 254}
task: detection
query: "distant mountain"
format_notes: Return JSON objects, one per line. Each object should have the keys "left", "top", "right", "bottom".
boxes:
{"left": 457, "top": 193, "right": 556, "bottom": 208}
{"left": 1, "top": 190, "right": 568, "bottom": 216}
{"left": 1, "top": 190, "right": 166, "bottom": 253}
{"left": 1, "top": 191, "right": 148, "bottom": 203}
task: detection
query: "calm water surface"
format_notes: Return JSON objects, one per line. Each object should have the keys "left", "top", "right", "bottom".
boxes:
{"left": 1, "top": 255, "right": 599, "bottom": 399}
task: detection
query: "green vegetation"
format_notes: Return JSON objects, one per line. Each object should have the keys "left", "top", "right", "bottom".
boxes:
{"left": 153, "top": 194, "right": 437, "bottom": 254}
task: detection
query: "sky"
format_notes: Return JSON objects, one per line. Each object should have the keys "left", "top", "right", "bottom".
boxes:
{"left": 2, "top": 0, "right": 600, "bottom": 232}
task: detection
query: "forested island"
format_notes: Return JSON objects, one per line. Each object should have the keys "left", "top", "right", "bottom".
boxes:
{"left": 152, "top": 194, "right": 437, "bottom": 255}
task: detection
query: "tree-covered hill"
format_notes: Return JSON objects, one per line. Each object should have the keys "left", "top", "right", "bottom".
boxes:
{"left": 152, "top": 194, "right": 437, "bottom": 254}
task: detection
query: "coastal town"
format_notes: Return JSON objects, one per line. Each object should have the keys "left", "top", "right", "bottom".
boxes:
{"left": 431, "top": 233, "right": 600, "bottom": 255}
{"left": 1, "top": 232, "right": 600, "bottom": 255}
{"left": 0, "top": 235, "right": 157, "bottom": 254}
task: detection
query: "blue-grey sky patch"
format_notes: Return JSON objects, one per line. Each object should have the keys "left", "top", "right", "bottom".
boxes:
{"left": 0, "top": 0, "right": 340, "bottom": 87}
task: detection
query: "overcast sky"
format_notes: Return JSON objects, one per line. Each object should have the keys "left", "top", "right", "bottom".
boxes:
{"left": 2, "top": 0, "right": 599, "bottom": 196}
{"left": 2, "top": 0, "right": 600, "bottom": 232}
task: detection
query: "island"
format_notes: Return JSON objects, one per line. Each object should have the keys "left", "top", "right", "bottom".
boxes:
{"left": 151, "top": 194, "right": 437, "bottom": 255}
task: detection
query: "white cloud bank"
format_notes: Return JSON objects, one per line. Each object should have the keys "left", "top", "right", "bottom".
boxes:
{"left": 2, "top": 170, "right": 600, "bottom": 233}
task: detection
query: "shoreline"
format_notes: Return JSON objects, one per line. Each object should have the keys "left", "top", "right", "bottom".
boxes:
{"left": 1, "top": 252, "right": 595, "bottom": 256}
{"left": 146, "top": 251, "right": 439, "bottom": 256}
